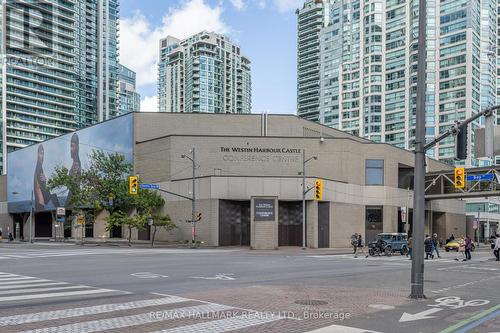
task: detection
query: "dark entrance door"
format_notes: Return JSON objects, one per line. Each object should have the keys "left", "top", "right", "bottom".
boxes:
{"left": 219, "top": 200, "right": 250, "bottom": 246}
{"left": 138, "top": 225, "right": 151, "bottom": 241}
{"left": 278, "top": 201, "right": 302, "bottom": 246}
{"left": 318, "top": 202, "right": 330, "bottom": 248}
{"left": 35, "top": 212, "right": 52, "bottom": 238}
{"left": 111, "top": 226, "right": 122, "bottom": 238}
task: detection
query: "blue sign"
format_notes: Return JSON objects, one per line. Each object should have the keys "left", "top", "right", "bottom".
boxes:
{"left": 466, "top": 174, "right": 495, "bottom": 182}
{"left": 56, "top": 216, "right": 66, "bottom": 224}
{"left": 140, "top": 184, "right": 160, "bottom": 190}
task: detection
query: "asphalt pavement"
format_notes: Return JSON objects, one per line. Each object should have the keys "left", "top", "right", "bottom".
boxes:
{"left": 0, "top": 243, "right": 498, "bottom": 333}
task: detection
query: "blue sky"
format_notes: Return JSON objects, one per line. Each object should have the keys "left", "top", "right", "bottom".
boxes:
{"left": 120, "top": 0, "right": 301, "bottom": 114}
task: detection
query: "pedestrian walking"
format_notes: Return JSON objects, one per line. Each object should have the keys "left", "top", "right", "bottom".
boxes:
{"left": 464, "top": 235, "right": 472, "bottom": 261}
{"left": 351, "top": 233, "right": 359, "bottom": 254}
{"left": 424, "top": 235, "right": 434, "bottom": 259}
{"left": 494, "top": 233, "right": 500, "bottom": 262}
{"left": 407, "top": 237, "right": 413, "bottom": 259}
{"left": 455, "top": 237, "right": 466, "bottom": 261}
{"left": 432, "top": 233, "right": 441, "bottom": 258}
{"left": 354, "top": 234, "right": 368, "bottom": 258}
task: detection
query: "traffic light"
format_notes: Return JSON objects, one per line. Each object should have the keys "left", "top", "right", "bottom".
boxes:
{"left": 129, "top": 176, "right": 138, "bottom": 195}
{"left": 314, "top": 179, "right": 323, "bottom": 200}
{"left": 454, "top": 167, "right": 465, "bottom": 189}
{"left": 195, "top": 211, "right": 202, "bottom": 222}
{"left": 455, "top": 126, "right": 468, "bottom": 161}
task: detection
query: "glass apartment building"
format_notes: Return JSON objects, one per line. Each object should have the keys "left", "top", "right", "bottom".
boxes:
{"left": 297, "top": 0, "right": 497, "bottom": 166}
{"left": 0, "top": 0, "right": 120, "bottom": 173}
{"left": 117, "top": 64, "right": 140, "bottom": 114}
{"left": 158, "top": 32, "right": 252, "bottom": 114}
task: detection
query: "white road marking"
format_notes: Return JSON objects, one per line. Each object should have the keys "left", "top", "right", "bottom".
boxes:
{"left": 399, "top": 308, "right": 442, "bottom": 322}
{"left": 0, "top": 285, "right": 90, "bottom": 295}
{"left": 0, "top": 296, "right": 190, "bottom": 326}
{"left": 190, "top": 274, "right": 235, "bottom": 280}
{"left": 0, "top": 279, "right": 53, "bottom": 286}
{"left": 17, "top": 303, "right": 233, "bottom": 333}
{"left": 304, "top": 324, "right": 383, "bottom": 332}
{"left": 0, "top": 288, "right": 125, "bottom": 302}
{"left": 130, "top": 272, "right": 168, "bottom": 279}
{"left": 151, "top": 314, "right": 281, "bottom": 333}
{"left": 0, "top": 282, "right": 69, "bottom": 290}
{"left": 368, "top": 304, "right": 395, "bottom": 310}
{"left": 431, "top": 276, "right": 500, "bottom": 294}
{"left": 0, "top": 277, "right": 39, "bottom": 282}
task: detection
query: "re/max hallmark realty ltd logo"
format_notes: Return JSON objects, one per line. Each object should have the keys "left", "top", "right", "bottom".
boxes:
{"left": 3, "top": 0, "right": 55, "bottom": 66}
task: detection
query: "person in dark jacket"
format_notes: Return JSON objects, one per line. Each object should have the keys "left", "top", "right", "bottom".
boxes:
{"left": 464, "top": 235, "right": 472, "bottom": 261}
{"left": 425, "top": 235, "right": 434, "bottom": 259}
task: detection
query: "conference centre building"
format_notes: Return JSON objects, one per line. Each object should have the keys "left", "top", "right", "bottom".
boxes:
{"left": 0, "top": 113, "right": 466, "bottom": 249}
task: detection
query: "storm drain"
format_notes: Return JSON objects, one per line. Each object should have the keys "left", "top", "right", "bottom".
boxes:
{"left": 294, "top": 300, "right": 329, "bottom": 306}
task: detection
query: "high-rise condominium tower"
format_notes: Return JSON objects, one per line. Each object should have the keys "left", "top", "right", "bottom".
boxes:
{"left": 0, "top": 0, "right": 120, "bottom": 173}
{"left": 158, "top": 32, "right": 251, "bottom": 114}
{"left": 117, "top": 64, "right": 140, "bottom": 114}
{"left": 297, "top": 0, "right": 498, "bottom": 166}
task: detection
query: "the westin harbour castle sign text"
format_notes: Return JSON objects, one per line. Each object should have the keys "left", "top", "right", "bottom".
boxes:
{"left": 220, "top": 146, "right": 301, "bottom": 163}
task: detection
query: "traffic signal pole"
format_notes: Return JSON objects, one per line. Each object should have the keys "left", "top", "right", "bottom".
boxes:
{"left": 410, "top": 0, "right": 499, "bottom": 295}
{"left": 410, "top": 0, "right": 427, "bottom": 299}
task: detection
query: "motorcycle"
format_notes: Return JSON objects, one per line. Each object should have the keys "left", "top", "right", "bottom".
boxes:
{"left": 368, "top": 239, "right": 392, "bottom": 257}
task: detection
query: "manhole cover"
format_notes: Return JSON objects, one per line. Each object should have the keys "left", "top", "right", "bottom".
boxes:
{"left": 295, "top": 300, "right": 328, "bottom": 306}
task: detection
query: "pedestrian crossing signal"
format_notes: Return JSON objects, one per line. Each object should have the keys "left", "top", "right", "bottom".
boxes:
{"left": 314, "top": 179, "right": 323, "bottom": 200}
{"left": 129, "top": 176, "right": 138, "bottom": 195}
{"left": 454, "top": 167, "right": 465, "bottom": 189}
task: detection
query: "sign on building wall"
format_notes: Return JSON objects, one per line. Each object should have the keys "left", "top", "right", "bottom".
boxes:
{"left": 7, "top": 114, "right": 134, "bottom": 213}
{"left": 254, "top": 199, "right": 275, "bottom": 221}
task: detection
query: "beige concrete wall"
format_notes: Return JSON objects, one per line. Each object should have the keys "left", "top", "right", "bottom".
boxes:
{"left": 307, "top": 200, "right": 318, "bottom": 248}
{"left": 383, "top": 206, "right": 398, "bottom": 233}
{"left": 158, "top": 199, "right": 218, "bottom": 245}
{"left": 251, "top": 197, "right": 278, "bottom": 250}
{"left": 331, "top": 202, "right": 365, "bottom": 248}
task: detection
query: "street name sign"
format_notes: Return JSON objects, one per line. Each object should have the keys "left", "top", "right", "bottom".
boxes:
{"left": 140, "top": 184, "right": 160, "bottom": 190}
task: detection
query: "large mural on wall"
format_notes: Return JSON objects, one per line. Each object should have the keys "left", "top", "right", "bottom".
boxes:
{"left": 8, "top": 114, "right": 134, "bottom": 213}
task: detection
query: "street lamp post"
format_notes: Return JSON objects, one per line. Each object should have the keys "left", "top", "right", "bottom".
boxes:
{"left": 301, "top": 150, "right": 317, "bottom": 249}
{"left": 182, "top": 149, "right": 196, "bottom": 247}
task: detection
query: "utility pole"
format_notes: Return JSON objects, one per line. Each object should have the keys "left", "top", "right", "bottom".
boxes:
{"left": 301, "top": 150, "right": 317, "bottom": 249}
{"left": 410, "top": 0, "right": 427, "bottom": 299}
{"left": 182, "top": 149, "right": 196, "bottom": 247}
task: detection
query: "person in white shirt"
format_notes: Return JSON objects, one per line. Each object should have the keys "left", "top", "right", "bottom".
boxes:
{"left": 494, "top": 234, "right": 500, "bottom": 262}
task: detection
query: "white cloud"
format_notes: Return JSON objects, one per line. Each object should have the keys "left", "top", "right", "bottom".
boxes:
{"left": 140, "top": 95, "right": 158, "bottom": 112}
{"left": 230, "top": 0, "right": 245, "bottom": 10}
{"left": 257, "top": 0, "right": 266, "bottom": 8}
{"left": 120, "top": 0, "right": 229, "bottom": 88}
{"left": 274, "top": 0, "right": 302, "bottom": 12}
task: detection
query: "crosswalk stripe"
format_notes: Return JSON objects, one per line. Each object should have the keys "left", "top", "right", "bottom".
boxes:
{"left": 151, "top": 314, "right": 281, "bottom": 333}
{"left": 0, "top": 285, "right": 90, "bottom": 295}
{"left": 304, "top": 324, "right": 383, "bottom": 333}
{"left": 17, "top": 303, "right": 233, "bottom": 333}
{"left": 0, "top": 279, "right": 52, "bottom": 286}
{"left": 0, "top": 296, "right": 190, "bottom": 326}
{"left": 0, "top": 282, "right": 69, "bottom": 290}
{"left": 0, "top": 288, "right": 122, "bottom": 302}
{"left": 0, "top": 277, "right": 39, "bottom": 282}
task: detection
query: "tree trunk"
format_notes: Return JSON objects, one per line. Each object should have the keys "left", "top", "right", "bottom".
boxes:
{"left": 128, "top": 225, "right": 132, "bottom": 247}
{"left": 151, "top": 227, "right": 157, "bottom": 248}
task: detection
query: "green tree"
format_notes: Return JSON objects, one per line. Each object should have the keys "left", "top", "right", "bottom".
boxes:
{"left": 106, "top": 211, "right": 146, "bottom": 246}
{"left": 150, "top": 214, "right": 176, "bottom": 247}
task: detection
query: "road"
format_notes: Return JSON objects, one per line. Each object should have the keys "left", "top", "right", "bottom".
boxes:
{"left": 0, "top": 243, "right": 498, "bottom": 333}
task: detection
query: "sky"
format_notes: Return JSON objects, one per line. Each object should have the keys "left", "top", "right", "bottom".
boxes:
{"left": 119, "top": 0, "right": 302, "bottom": 114}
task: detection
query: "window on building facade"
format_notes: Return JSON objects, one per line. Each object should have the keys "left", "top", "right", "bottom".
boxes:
{"left": 365, "top": 159, "right": 384, "bottom": 185}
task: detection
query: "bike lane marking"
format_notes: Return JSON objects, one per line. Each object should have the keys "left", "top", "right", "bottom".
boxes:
{"left": 437, "top": 304, "right": 500, "bottom": 333}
